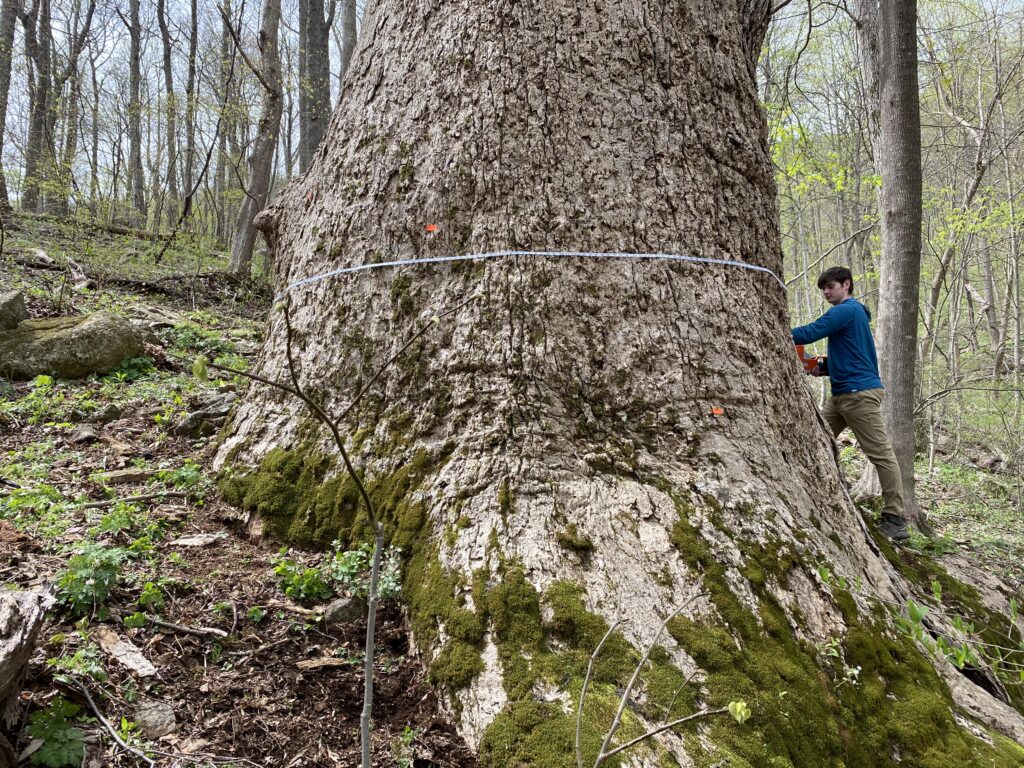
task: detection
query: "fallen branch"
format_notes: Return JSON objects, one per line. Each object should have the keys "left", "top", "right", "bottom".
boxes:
{"left": 76, "top": 491, "right": 190, "bottom": 509}
{"left": 12, "top": 211, "right": 170, "bottom": 241}
{"left": 145, "top": 615, "right": 229, "bottom": 639}
{"left": 74, "top": 680, "right": 156, "bottom": 767}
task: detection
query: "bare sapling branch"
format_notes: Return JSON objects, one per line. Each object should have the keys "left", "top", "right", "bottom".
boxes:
{"left": 576, "top": 617, "right": 624, "bottom": 768}
{"left": 572, "top": 590, "right": 728, "bottom": 768}
{"left": 196, "top": 290, "right": 479, "bottom": 768}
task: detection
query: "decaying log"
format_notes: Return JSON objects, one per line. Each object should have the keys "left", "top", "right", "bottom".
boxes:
{"left": 0, "top": 590, "right": 51, "bottom": 768}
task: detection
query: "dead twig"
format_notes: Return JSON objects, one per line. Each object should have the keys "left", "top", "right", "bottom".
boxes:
{"left": 76, "top": 491, "right": 190, "bottom": 509}
{"left": 74, "top": 680, "right": 155, "bottom": 767}
{"left": 145, "top": 614, "right": 229, "bottom": 639}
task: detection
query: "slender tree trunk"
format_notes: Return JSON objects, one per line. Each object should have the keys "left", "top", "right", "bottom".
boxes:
{"left": 338, "top": 0, "right": 356, "bottom": 87}
{"left": 88, "top": 52, "right": 100, "bottom": 215}
{"left": 157, "top": 0, "right": 179, "bottom": 230}
{"left": 229, "top": 0, "right": 282, "bottom": 276}
{"left": 183, "top": 0, "right": 198, "bottom": 198}
{"left": 128, "top": 0, "right": 145, "bottom": 218}
{"left": 216, "top": 0, "right": 1024, "bottom": 761}
{"left": 874, "top": 0, "right": 923, "bottom": 525}
{"left": 20, "top": 0, "right": 51, "bottom": 213}
{"left": 0, "top": 0, "right": 18, "bottom": 213}
{"left": 297, "top": 0, "right": 331, "bottom": 172}
{"left": 215, "top": 2, "right": 231, "bottom": 241}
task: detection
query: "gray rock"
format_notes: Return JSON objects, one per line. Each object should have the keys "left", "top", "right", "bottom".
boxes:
{"left": 0, "top": 311, "right": 144, "bottom": 380}
{"left": 90, "top": 403, "right": 124, "bottom": 424}
{"left": 68, "top": 425, "right": 100, "bottom": 444}
{"left": 0, "top": 291, "right": 27, "bottom": 330}
{"left": 96, "top": 467, "right": 158, "bottom": 485}
{"left": 322, "top": 595, "right": 367, "bottom": 625}
{"left": 173, "top": 392, "right": 238, "bottom": 437}
{"left": 134, "top": 700, "right": 176, "bottom": 739}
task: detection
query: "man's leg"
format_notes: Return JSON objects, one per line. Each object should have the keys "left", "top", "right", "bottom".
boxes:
{"left": 837, "top": 389, "right": 908, "bottom": 538}
{"left": 821, "top": 397, "right": 846, "bottom": 439}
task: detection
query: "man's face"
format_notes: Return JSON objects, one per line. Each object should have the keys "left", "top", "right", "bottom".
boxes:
{"left": 820, "top": 279, "right": 851, "bottom": 306}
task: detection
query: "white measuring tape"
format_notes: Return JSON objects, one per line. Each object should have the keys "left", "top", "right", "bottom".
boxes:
{"left": 278, "top": 249, "right": 788, "bottom": 298}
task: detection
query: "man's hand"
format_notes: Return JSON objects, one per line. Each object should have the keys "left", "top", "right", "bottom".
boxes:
{"left": 810, "top": 362, "right": 826, "bottom": 377}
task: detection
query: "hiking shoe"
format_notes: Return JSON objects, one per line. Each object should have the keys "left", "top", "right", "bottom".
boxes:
{"left": 878, "top": 514, "right": 910, "bottom": 542}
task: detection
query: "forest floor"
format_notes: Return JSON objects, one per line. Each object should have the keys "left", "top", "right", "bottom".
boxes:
{"left": 1, "top": 215, "right": 1022, "bottom": 767}
{"left": 1, "top": 215, "right": 479, "bottom": 768}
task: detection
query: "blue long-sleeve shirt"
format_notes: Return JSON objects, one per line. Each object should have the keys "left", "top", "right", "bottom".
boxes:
{"left": 791, "top": 299, "right": 883, "bottom": 395}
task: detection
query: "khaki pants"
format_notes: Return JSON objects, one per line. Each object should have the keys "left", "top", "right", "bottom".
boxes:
{"left": 822, "top": 388, "right": 905, "bottom": 520}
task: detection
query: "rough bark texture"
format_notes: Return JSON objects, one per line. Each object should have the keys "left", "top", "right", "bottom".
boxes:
{"left": 128, "top": 0, "right": 146, "bottom": 218}
{"left": 19, "top": 0, "right": 51, "bottom": 214}
{"left": 0, "top": 0, "right": 17, "bottom": 213}
{"left": 338, "top": 0, "right": 357, "bottom": 87}
{"left": 229, "top": 0, "right": 282, "bottom": 275}
{"left": 0, "top": 591, "right": 49, "bottom": 768}
{"left": 218, "top": 1, "right": 1024, "bottom": 765}
{"left": 297, "top": 0, "right": 332, "bottom": 172}
{"left": 157, "top": 0, "right": 180, "bottom": 229}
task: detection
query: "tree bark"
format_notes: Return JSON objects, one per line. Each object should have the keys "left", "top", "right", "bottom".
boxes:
{"left": 183, "top": 0, "right": 199, "bottom": 199}
{"left": 855, "top": 0, "right": 924, "bottom": 526}
{"left": 128, "top": 0, "right": 146, "bottom": 219}
{"left": 0, "top": 0, "right": 17, "bottom": 214}
{"left": 1, "top": 591, "right": 49, "bottom": 767}
{"left": 19, "top": 0, "right": 51, "bottom": 213}
{"left": 229, "top": 0, "right": 282, "bottom": 276}
{"left": 874, "top": 0, "right": 924, "bottom": 525}
{"left": 157, "top": 0, "right": 179, "bottom": 230}
{"left": 217, "top": 0, "right": 1024, "bottom": 763}
{"left": 338, "top": 0, "right": 356, "bottom": 88}
{"left": 297, "top": 0, "right": 331, "bottom": 172}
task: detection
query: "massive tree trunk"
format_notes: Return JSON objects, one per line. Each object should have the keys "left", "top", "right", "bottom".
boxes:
{"left": 217, "top": 1, "right": 1024, "bottom": 764}
{"left": 229, "top": 0, "right": 282, "bottom": 276}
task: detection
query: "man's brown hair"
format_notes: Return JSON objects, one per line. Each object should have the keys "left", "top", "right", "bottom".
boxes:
{"left": 817, "top": 266, "right": 853, "bottom": 293}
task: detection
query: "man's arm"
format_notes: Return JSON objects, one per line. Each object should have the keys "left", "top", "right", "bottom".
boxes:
{"left": 791, "top": 303, "right": 853, "bottom": 345}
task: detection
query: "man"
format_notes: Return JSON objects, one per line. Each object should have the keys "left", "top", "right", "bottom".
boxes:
{"left": 792, "top": 266, "right": 909, "bottom": 542}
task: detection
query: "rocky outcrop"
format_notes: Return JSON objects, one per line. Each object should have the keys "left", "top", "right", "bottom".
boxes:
{"left": 0, "top": 311, "right": 144, "bottom": 380}
{"left": 0, "top": 292, "right": 27, "bottom": 331}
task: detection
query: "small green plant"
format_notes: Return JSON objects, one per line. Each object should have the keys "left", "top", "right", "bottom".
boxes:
{"left": 47, "top": 638, "right": 107, "bottom": 682}
{"left": 392, "top": 725, "right": 418, "bottom": 767}
{"left": 93, "top": 501, "right": 144, "bottom": 537}
{"left": 273, "top": 549, "right": 334, "bottom": 603}
{"left": 322, "top": 542, "right": 402, "bottom": 599}
{"left": 168, "top": 551, "right": 188, "bottom": 568}
{"left": 124, "top": 612, "right": 148, "bottom": 629}
{"left": 247, "top": 606, "right": 267, "bottom": 623}
{"left": 156, "top": 460, "right": 210, "bottom": 494}
{"left": 56, "top": 543, "right": 129, "bottom": 617}
{"left": 106, "top": 356, "right": 156, "bottom": 382}
{"left": 137, "top": 581, "right": 166, "bottom": 610}
{"left": 26, "top": 698, "right": 86, "bottom": 768}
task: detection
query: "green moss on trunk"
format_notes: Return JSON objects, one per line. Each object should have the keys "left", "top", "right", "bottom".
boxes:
{"left": 665, "top": 487, "right": 1024, "bottom": 768}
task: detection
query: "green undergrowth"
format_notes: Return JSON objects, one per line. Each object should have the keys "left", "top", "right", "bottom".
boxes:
{"left": 873, "top": 532, "right": 1024, "bottom": 712}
